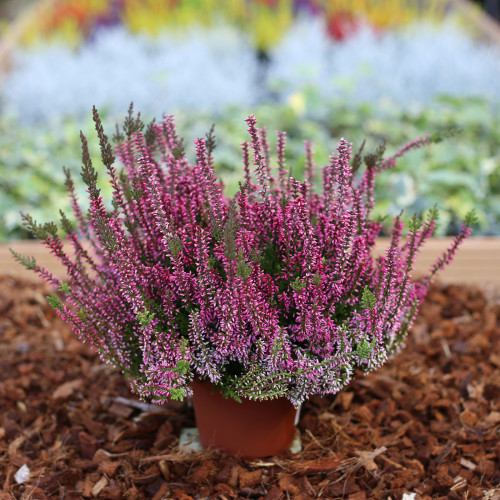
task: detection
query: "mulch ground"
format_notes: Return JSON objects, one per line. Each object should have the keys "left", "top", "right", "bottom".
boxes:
{"left": 0, "top": 275, "right": 499, "bottom": 500}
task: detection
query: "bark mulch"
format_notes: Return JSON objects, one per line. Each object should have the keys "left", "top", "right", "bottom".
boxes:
{"left": 0, "top": 275, "right": 499, "bottom": 500}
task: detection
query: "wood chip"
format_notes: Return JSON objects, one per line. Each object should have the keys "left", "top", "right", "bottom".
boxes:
{"left": 1, "top": 276, "right": 500, "bottom": 498}
{"left": 459, "top": 458, "right": 477, "bottom": 471}
{"left": 91, "top": 476, "right": 108, "bottom": 497}
{"left": 485, "top": 411, "right": 500, "bottom": 424}
{"left": 239, "top": 469, "right": 262, "bottom": 489}
{"left": 51, "top": 379, "right": 83, "bottom": 401}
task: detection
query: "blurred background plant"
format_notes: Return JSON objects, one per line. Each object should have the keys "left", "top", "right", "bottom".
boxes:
{"left": 0, "top": 0, "right": 499, "bottom": 240}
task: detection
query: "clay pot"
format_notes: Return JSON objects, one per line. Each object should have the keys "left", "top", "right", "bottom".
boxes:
{"left": 191, "top": 377, "right": 297, "bottom": 458}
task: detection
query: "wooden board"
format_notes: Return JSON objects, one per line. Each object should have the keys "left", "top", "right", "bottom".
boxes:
{"left": 2, "top": 238, "right": 500, "bottom": 288}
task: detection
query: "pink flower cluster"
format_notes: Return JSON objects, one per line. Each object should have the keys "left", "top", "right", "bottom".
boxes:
{"left": 14, "top": 107, "right": 475, "bottom": 405}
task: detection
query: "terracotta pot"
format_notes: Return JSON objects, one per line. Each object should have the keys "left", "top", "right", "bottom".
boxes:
{"left": 191, "top": 377, "right": 297, "bottom": 458}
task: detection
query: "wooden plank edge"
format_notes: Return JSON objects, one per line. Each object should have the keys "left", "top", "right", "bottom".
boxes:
{"left": 2, "top": 238, "right": 500, "bottom": 287}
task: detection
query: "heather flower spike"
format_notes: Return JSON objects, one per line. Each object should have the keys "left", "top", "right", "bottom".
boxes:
{"left": 12, "top": 107, "right": 475, "bottom": 406}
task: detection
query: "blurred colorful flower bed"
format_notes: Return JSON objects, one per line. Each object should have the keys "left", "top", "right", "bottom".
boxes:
{"left": 17, "top": 0, "right": 451, "bottom": 49}
{"left": 1, "top": 0, "right": 499, "bottom": 240}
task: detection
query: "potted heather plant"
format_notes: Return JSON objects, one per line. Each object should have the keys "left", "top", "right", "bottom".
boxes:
{"left": 13, "top": 106, "right": 475, "bottom": 458}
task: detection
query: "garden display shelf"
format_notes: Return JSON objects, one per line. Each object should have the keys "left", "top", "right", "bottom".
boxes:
{"left": 2, "top": 237, "right": 500, "bottom": 287}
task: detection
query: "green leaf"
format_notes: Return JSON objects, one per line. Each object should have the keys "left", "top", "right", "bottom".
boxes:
{"left": 428, "top": 128, "right": 461, "bottom": 144}
{"left": 10, "top": 249, "right": 37, "bottom": 271}
{"left": 137, "top": 310, "right": 155, "bottom": 326}
{"left": 77, "top": 309, "right": 88, "bottom": 321}
{"left": 170, "top": 388, "right": 186, "bottom": 401}
{"left": 168, "top": 235, "right": 183, "bottom": 258}
{"left": 465, "top": 209, "right": 479, "bottom": 227}
{"left": 361, "top": 287, "right": 376, "bottom": 310}
{"left": 290, "top": 277, "right": 306, "bottom": 291}
{"left": 356, "top": 339, "right": 374, "bottom": 360}
{"left": 236, "top": 249, "right": 252, "bottom": 280}
{"left": 47, "top": 294, "right": 64, "bottom": 311}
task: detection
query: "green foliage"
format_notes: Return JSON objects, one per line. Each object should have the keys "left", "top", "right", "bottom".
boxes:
{"left": 236, "top": 249, "right": 252, "bottom": 280}
{"left": 137, "top": 310, "right": 155, "bottom": 327}
{"left": 222, "top": 200, "right": 238, "bottom": 259}
{"left": 171, "top": 140, "right": 186, "bottom": 160}
{"left": 363, "top": 140, "right": 386, "bottom": 170}
{"left": 121, "top": 102, "right": 145, "bottom": 139}
{"left": 77, "top": 308, "right": 88, "bottom": 321}
{"left": 205, "top": 123, "right": 217, "bottom": 157}
{"left": 428, "top": 128, "right": 461, "bottom": 144}
{"left": 356, "top": 339, "right": 375, "bottom": 360}
{"left": 312, "top": 273, "right": 322, "bottom": 286}
{"left": 168, "top": 235, "right": 183, "bottom": 258}
{"left": 47, "top": 294, "right": 64, "bottom": 310}
{"left": 465, "top": 209, "right": 479, "bottom": 227}
{"left": 290, "top": 277, "right": 306, "bottom": 291}
{"left": 10, "top": 249, "right": 37, "bottom": 270}
{"left": 408, "top": 214, "right": 424, "bottom": 233}
{"left": 361, "top": 287, "right": 376, "bottom": 310}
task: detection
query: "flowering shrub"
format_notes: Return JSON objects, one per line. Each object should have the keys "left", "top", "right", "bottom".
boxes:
{"left": 13, "top": 108, "right": 475, "bottom": 405}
